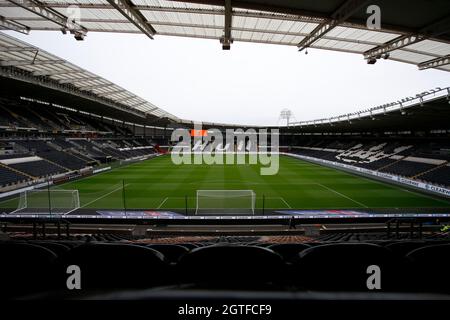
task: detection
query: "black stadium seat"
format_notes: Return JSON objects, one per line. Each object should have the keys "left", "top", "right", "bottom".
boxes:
{"left": 29, "top": 241, "right": 71, "bottom": 257}
{"left": 406, "top": 244, "right": 450, "bottom": 293}
{"left": 385, "top": 241, "right": 428, "bottom": 256}
{"left": 268, "top": 243, "right": 311, "bottom": 262}
{"left": 176, "top": 245, "right": 284, "bottom": 288}
{"left": 146, "top": 244, "right": 189, "bottom": 263}
{"left": 57, "top": 243, "right": 170, "bottom": 290}
{"left": 0, "top": 242, "right": 57, "bottom": 297}
{"left": 177, "top": 243, "right": 199, "bottom": 250}
{"left": 292, "top": 243, "right": 402, "bottom": 291}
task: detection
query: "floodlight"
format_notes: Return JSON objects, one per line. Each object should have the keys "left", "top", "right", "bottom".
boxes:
{"left": 74, "top": 31, "right": 85, "bottom": 41}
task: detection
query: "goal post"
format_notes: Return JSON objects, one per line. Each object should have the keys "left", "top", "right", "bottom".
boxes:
{"left": 12, "top": 189, "right": 80, "bottom": 215}
{"left": 195, "top": 190, "right": 256, "bottom": 215}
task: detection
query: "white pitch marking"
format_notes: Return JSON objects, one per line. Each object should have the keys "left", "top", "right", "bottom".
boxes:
{"left": 157, "top": 197, "right": 169, "bottom": 209}
{"left": 279, "top": 197, "right": 292, "bottom": 209}
{"left": 316, "top": 183, "right": 368, "bottom": 208}
{"left": 80, "top": 183, "right": 130, "bottom": 208}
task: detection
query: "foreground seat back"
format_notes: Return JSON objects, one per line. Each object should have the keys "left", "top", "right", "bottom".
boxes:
{"left": 176, "top": 245, "right": 284, "bottom": 288}
{"left": 57, "top": 243, "right": 169, "bottom": 290}
{"left": 293, "top": 243, "right": 401, "bottom": 291}
{"left": 268, "top": 243, "right": 311, "bottom": 262}
{"left": 29, "top": 241, "right": 71, "bottom": 257}
{"left": 385, "top": 241, "right": 427, "bottom": 256}
{"left": 146, "top": 244, "right": 189, "bottom": 263}
{"left": 0, "top": 242, "right": 57, "bottom": 297}
{"left": 406, "top": 244, "right": 450, "bottom": 293}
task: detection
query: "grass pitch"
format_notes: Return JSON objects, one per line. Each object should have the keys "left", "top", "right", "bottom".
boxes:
{"left": 1, "top": 155, "right": 450, "bottom": 212}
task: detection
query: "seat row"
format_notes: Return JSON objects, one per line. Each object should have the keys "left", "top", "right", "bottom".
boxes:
{"left": 1, "top": 240, "right": 450, "bottom": 298}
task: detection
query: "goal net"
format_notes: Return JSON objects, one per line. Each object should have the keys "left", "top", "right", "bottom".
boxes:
{"left": 12, "top": 189, "right": 80, "bottom": 215}
{"left": 195, "top": 190, "right": 256, "bottom": 215}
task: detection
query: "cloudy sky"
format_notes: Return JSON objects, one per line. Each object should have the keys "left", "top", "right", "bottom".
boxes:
{"left": 7, "top": 31, "right": 450, "bottom": 126}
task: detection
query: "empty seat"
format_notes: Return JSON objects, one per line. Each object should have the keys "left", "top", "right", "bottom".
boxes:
{"left": 406, "top": 244, "right": 450, "bottom": 293}
{"left": 292, "top": 243, "right": 402, "bottom": 291}
{"left": 29, "top": 241, "right": 70, "bottom": 257}
{"left": 0, "top": 242, "right": 57, "bottom": 297}
{"left": 146, "top": 244, "right": 189, "bottom": 263}
{"left": 385, "top": 241, "right": 428, "bottom": 256}
{"left": 177, "top": 243, "right": 199, "bottom": 250}
{"left": 57, "top": 243, "right": 169, "bottom": 290}
{"left": 268, "top": 243, "right": 311, "bottom": 262}
{"left": 176, "top": 245, "right": 284, "bottom": 288}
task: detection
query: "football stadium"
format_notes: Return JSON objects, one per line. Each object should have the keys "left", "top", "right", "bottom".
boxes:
{"left": 0, "top": 0, "right": 450, "bottom": 308}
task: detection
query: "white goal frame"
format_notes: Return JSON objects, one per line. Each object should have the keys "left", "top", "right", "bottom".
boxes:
{"left": 195, "top": 189, "right": 256, "bottom": 215}
{"left": 12, "top": 189, "right": 80, "bottom": 215}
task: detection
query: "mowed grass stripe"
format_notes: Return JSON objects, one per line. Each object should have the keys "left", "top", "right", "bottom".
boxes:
{"left": 1, "top": 155, "right": 449, "bottom": 211}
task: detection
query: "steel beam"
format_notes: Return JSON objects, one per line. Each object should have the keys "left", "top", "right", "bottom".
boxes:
{"left": 6, "top": 0, "right": 87, "bottom": 39}
{"left": 0, "top": 16, "right": 30, "bottom": 34}
{"left": 0, "top": 59, "right": 64, "bottom": 66}
{"left": 418, "top": 55, "right": 450, "bottom": 70}
{"left": 297, "top": 0, "right": 370, "bottom": 51}
{"left": 132, "top": 101, "right": 148, "bottom": 108}
{"left": 33, "top": 70, "right": 85, "bottom": 76}
{"left": 78, "top": 83, "right": 111, "bottom": 90}
{"left": 220, "top": 0, "right": 232, "bottom": 50}
{"left": 0, "top": 46, "right": 37, "bottom": 52}
{"left": 59, "top": 76, "right": 101, "bottom": 84}
{"left": 98, "top": 89, "right": 126, "bottom": 97}
{"left": 106, "top": 0, "right": 155, "bottom": 39}
{"left": 364, "top": 15, "right": 450, "bottom": 60}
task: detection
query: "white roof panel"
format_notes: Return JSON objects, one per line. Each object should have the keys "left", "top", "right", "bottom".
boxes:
{"left": 0, "top": 31, "right": 178, "bottom": 120}
{"left": 0, "top": 1, "right": 448, "bottom": 71}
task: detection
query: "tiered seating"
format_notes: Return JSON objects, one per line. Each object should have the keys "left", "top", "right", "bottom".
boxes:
{"left": 53, "top": 138, "right": 75, "bottom": 149}
{"left": 70, "top": 139, "right": 107, "bottom": 159}
{"left": 0, "top": 166, "right": 29, "bottom": 186}
{"left": 39, "top": 150, "right": 87, "bottom": 170}
{"left": 13, "top": 140, "right": 88, "bottom": 170}
{"left": 383, "top": 160, "right": 436, "bottom": 178}
{"left": 420, "top": 165, "right": 450, "bottom": 186}
{"left": 291, "top": 140, "right": 449, "bottom": 187}
{"left": 10, "top": 160, "right": 66, "bottom": 178}
{"left": 0, "top": 153, "right": 30, "bottom": 160}
{"left": 0, "top": 104, "right": 28, "bottom": 128}
{"left": 15, "top": 139, "right": 52, "bottom": 152}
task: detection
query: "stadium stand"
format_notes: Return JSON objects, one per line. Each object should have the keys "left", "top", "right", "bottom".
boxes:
{"left": 0, "top": 165, "right": 29, "bottom": 186}
{"left": 9, "top": 160, "right": 65, "bottom": 178}
{"left": 289, "top": 139, "right": 450, "bottom": 187}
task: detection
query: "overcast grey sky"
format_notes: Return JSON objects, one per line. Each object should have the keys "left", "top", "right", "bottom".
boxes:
{"left": 7, "top": 31, "right": 450, "bottom": 126}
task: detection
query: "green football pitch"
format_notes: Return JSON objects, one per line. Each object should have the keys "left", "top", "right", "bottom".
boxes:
{"left": 1, "top": 154, "right": 450, "bottom": 212}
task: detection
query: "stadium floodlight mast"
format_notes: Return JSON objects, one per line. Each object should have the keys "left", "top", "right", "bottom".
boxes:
{"left": 279, "top": 109, "right": 295, "bottom": 127}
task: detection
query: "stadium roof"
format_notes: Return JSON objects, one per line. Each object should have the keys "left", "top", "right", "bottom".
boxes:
{"left": 285, "top": 86, "right": 450, "bottom": 133}
{"left": 0, "top": 0, "right": 449, "bottom": 71}
{"left": 0, "top": 31, "right": 179, "bottom": 120}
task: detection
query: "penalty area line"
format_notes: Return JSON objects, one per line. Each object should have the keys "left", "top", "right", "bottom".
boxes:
{"left": 316, "top": 183, "right": 368, "bottom": 208}
{"left": 279, "top": 197, "right": 292, "bottom": 209}
{"left": 80, "top": 183, "right": 130, "bottom": 208}
{"left": 157, "top": 197, "right": 169, "bottom": 209}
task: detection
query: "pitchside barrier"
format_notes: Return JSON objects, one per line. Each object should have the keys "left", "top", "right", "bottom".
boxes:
{"left": 285, "top": 153, "right": 450, "bottom": 198}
